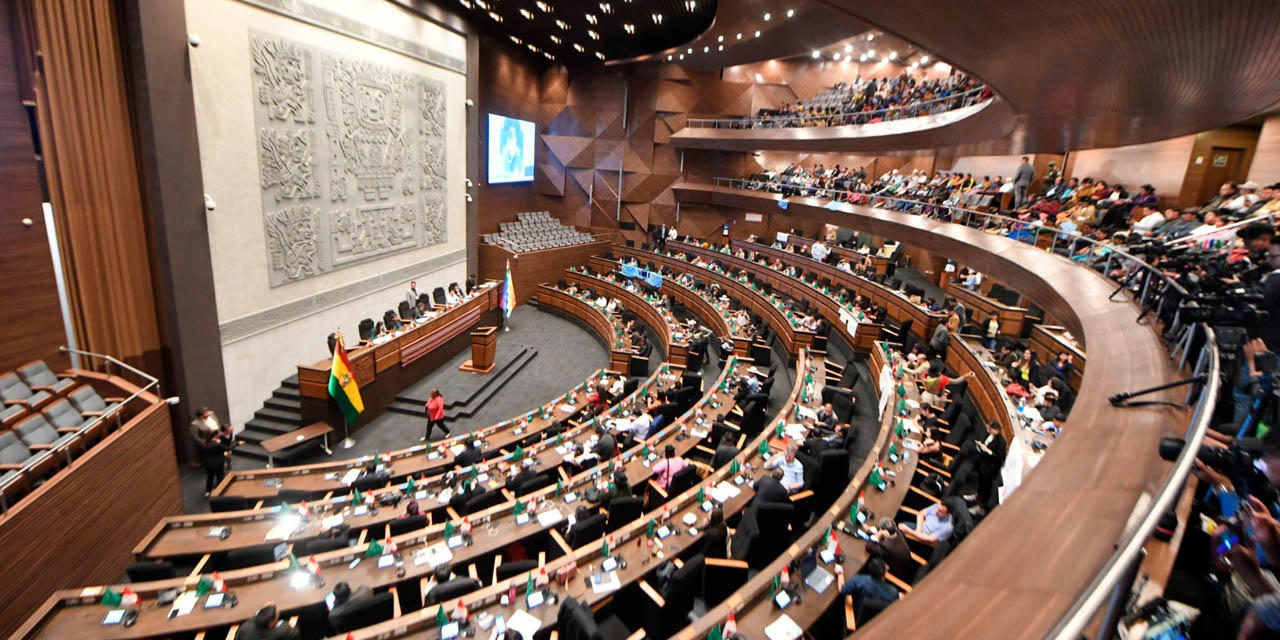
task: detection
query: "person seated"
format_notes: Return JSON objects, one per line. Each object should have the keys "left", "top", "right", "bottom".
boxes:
{"left": 814, "top": 402, "right": 839, "bottom": 429}
{"left": 898, "top": 500, "right": 954, "bottom": 546}
{"left": 763, "top": 443, "right": 806, "bottom": 493}
{"left": 651, "top": 444, "right": 690, "bottom": 490}
{"left": 422, "top": 564, "right": 455, "bottom": 601}
{"left": 237, "top": 604, "right": 301, "bottom": 640}
{"left": 805, "top": 422, "right": 850, "bottom": 455}
{"left": 866, "top": 517, "right": 915, "bottom": 580}
{"left": 328, "top": 581, "right": 374, "bottom": 631}
{"left": 834, "top": 557, "right": 899, "bottom": 620}
{"left": 415, "top": 300, "right": 431, "bottom": 319}
{"left": 454, "top": 438, "right": 482, "bottom": 469}
{"left": 402, "top": 500, "right": 421, "bottom": 519}
{"left": 597, "top": 469, "right": 632, "bottom": 508}
{"left": 445, "top": 284, "right": 462, "bottom": 306}
{"left": 383, "top": 310, "right": 403, "bottom": 333}
{"left": 591, "top": 424, "right": 616, "bottom": 460}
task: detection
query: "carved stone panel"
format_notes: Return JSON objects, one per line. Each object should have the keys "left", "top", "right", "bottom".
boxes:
{"left": 250, "top": 31, "right": 449, "bottom": 287}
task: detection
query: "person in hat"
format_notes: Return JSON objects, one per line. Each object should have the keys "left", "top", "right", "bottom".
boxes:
{"left": 1201, "top": 181, "right": 1239, "bottom": 211}
{"left": 651, "top": 444, "right": 690, "bottom": 490}
{"left": 1225, "top": 182, "right": 1262, "bottom": 213}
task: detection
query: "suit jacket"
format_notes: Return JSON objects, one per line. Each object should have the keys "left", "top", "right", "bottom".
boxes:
{"left": 454, "top": 447, "right": 482, "bottom": 469}
{"left": 1014, "top": 163, "right": 1035, "bottom": 185}
{"left": 867, "top": 532, "right": 914, "bottom": 580}
{"left": 753, "top": 475, "right": 791, "bottom": 505}
{"left": 593, "top": 433, "right": 616, "bottom": 460}
{"left": 328, "top": 585, "right": 373, "bottom": 631}
{"left": 235, "top": 619, "right": 301, "bottom": 640}
{"left": 406, "top": 289, "right": 423, "bottom": 308}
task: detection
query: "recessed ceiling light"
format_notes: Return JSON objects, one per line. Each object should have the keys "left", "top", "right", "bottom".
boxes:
{"left": 754, "top": 30, "right": 760, "bottom": 37}
{"left": 652, "top": 13, "right": 663, "bottom": 24}
{"left": 685, "top": 1, "right": 696, "bottom": 10}
{"left": 623, "top": 24, "right": 635, "bottom": 34}
{"left": 889, "top": 51, "right": 898, "bottom": 60}
{"left": 844, "top": 44, "right": 853, "bottom": 53}
{"left": 536, "top": 1, "right": 551, "bottom": 12}
{"left": 545, "top": 52, "right": 554, "bottom": 60}
{"left": 473, "top": 0, "right": 487, "bottom": 8}
{"left": 585, "top": 13, "right": 597, "bottom": 24}
{"left": 687, "top": 48, "right": 692, "bottom": 54}
{"left": 811, "top": 50, "right": 820, "bottom": 58}
{"left": 519, "top": 9, "right": 533, "bottom": 19}
{"left": 587, "top": 29, "right": 599, "bottom": 39}
{"left": 703, "top": 46, "right": 709, "bottom": 52}
{"left": 573, "top": 43, "right": 585, "bottom": 52}
{"left": 860, "top": 54, "right": 867, "bottom": 61}
{"left": 528, "top": 43, "right": 538, "bottom": 52}
{"left": 736, "top": 33, "right": 742, "bottom": 40}
{"left": 763, "top": 12, "right": 771, "bottom": 21}
{"left": 832, "top": 52, "right": 840, "bottom": 60}
{"left": 679, "top": 53, "right": 684, "bottom": 59}
{"left": 921, "top": 55, "right": 930, "bottom": 63}
{"left": 599, "top": 3, "right": 612, "bottom": 15}
{"left": 550, "top": 35, "right": 561, "bottom": 44}
{"left": 717, "top": 35, "right": 723, "bottom": 42}
{"left": 556, "top": 19, "right": 569, "bottom": 29}
{"left": 459, "top": 0, "right": 472, "bottom": 8}
{"left": 487, "top": 11, "right": 501, "bottom": 22}
{"left": 718, "top": 45, "right": 723, "bottom": 51}
{"left": 880, "top": 55, "right": 888, "bottom": 62}
{"left": 667, "top": 54, "right": 673, "bottom": 60}
{"left": 595, "top": 51, "right": 605, "bottom": 60}
{"left": 868, "top": 34, "right": 875, "bottom": 41}
{"left": 910, "top": 62, "right": 918, "bottom": 69}
{"left": 867, "top": 49, "right": 875, "bottom": 57}
{"left": 786, "top": 9, "right": 794, "bottom": 17}
{"left": 510, "top": 35, "right": 521, "bottom": 44}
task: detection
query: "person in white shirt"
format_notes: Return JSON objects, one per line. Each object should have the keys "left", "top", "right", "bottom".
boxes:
{"left": 837, "top": 259, "right": 852, "bottom": 273}
{"left": 630, "top": 409, "right": 653, "bottom": 437}
{"left": 609, "top": 413, "right": 633, "bottom": 434}
{"left": 1131, "top": 208, "right": 1166, "bottom": 235}
{"left": 608, "top": 376, "right": 625, "bottom": 397}
{"left": 811, "top": 241, "right": 830, "bottom": 262}
{"left": 1223, "top": 182, "right": 1260, "bottom": 212}
{"left": 763, "top": 443, "right": 806, "bottom": 492}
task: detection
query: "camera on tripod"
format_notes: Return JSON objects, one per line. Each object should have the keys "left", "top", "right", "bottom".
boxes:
{"left": 1158, "top": 437, "right": 1259, "bottom": 478}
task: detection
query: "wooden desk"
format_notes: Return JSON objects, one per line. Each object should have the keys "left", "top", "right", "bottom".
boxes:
{"left": 295, "top": 285, "right": 501, "bottom": 432}
{"left": 260, "top": 422, "right": 334, "bottom": 468}
{"left": 535, "top": 286, "right": 640, "bottom": 373}
{"left": 945, "top": 279, "right": 1026, "bottom": 337}
{"left": 15, "top": 360, "right": 748, "bottom": 639}
{"left": 1029, "top": 324, "right": 1085, "bottom": 392}
{"left": 734, "top": 239, "right": 946, "bottom": 341}
{"left": 785, "top": 234, "right": 890, "bottom": 276}
{"left": 563, "top": 269, "right": 689, "bottom": 368}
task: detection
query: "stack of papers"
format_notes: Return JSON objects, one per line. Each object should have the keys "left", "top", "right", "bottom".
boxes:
{"left": 710, "top": 481, "right": 741, "bottom": 503}
{"left": 340, "top": 469, "right": 361, "bottom": 485}
{"left": 506, "top": 610, "right": 542, "bottom": 640}
{"left": 764, "top": 614, "right": 803, "bottom": 640}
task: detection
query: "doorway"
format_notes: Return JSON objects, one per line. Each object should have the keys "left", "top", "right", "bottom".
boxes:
{"left": 1196, "top": 147, "right": 1246, "bottom": 205}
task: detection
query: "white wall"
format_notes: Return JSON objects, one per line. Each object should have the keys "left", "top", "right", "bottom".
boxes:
{"left": 185, "top": 0, "right": 469, "bottom": 424}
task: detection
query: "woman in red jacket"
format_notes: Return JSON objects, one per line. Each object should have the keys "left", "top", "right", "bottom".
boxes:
{"left": 424, "top": 389, "right": 448, "bottom": 440}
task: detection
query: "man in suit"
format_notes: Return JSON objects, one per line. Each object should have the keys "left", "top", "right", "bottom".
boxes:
{"left": 454, "top": 438, "right": 482, "bottom": 469}
{"left": 406, "top": 281, "right": 423, "bottom": 308}
{"left": 328, "top": 581, "right": 374, "bottom": 632}
{"left": 592, "top": 425, "right": 616, "bottom": 459}
{"left": 1013, "top": 156, "right": 1035, "bottom": 208}
{"left": 866, "top": 517, "right": 914, "bottom": 580}
{"left": 752, "top": 468, "right": 791, "bottom": 505}
{"left": 237, "top": 604, "right": 301, "bottom": 640}
{"left": 946, "top": 421, "right": 1007, "bottom": 506}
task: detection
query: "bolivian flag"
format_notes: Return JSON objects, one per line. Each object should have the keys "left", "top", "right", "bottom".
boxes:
{"left": 328, "top": 339, "right": 363, "bottom": 425}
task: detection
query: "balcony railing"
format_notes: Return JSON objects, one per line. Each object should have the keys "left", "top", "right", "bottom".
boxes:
{"left": 684, "top": 86, "right": 990, "bottom": 129}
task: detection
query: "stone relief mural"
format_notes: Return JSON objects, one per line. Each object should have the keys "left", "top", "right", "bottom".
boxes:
{"left": 250, "top": 31, "right": 448, "bottom": 287}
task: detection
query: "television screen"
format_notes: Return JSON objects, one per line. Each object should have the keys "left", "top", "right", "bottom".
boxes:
{"left": 488, "top": 114, "right": 535, "bottom": 183}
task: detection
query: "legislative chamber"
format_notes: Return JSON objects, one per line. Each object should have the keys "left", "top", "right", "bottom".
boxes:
{"left": 2, "top": 1, "right": 1279, "bottom": 639}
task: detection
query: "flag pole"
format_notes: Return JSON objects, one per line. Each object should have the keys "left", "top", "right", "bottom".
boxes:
{"left": 336, "top": 329, "right": 356, "bottom": 449}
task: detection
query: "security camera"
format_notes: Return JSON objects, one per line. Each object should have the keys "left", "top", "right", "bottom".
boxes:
{"left": 204, "top": 193, "right": 217, "bottom": 211}
{"left": 188, "top": 33, "right": 201, "bottom": 47}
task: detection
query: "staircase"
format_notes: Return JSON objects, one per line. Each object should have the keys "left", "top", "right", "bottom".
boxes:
{"left": 386, "top": 346, "right": 538, "bottom": 422}
{"left": 234, "top": 375, "right": 304, "bottom": 464}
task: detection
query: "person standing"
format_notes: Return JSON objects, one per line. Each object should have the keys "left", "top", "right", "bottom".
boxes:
{"left": 189, "top": 407, "right": 220, "bottom": 470}
{"left": 405, "top": 281, "right": 422, "bottom": 308}
{"left": 424, "top": 389, "right": 448, "bottom": 440}
{"left": 1013, "top": 156, "right": 1035, "bottom": 208}
{"left": 199, "top": 423, "right": 235, "bottom": 497}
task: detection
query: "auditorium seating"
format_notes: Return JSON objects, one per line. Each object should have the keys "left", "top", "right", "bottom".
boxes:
{"left": 484, "top": 211, "right": 594, "bottom": 252}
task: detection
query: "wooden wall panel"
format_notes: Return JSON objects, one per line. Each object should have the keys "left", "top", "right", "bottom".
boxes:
{"left": 1177, "top": 125, "right": 1263, "bottom": 208}
{"left": 1247, "top": 115, "right": 1280, "bottom": 187}
{"left": 1067, "top": 135, "right": 1197, "bottom": 208}
{"left": 0, "top": 398, "right": 182, "bottom": 637}
{"left": 0, "top": 3, "right": 66, "bottom": 374}
{"left": 476, "top": 240, "right": 611, "bottom": 304}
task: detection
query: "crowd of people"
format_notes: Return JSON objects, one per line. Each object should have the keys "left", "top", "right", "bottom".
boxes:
{"left": 710, "top": 72, "right": 987, "bottom": 129}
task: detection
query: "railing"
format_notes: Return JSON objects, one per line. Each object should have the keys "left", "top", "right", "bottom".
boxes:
{"left": 707, "top": 176, "right": 1219, "bottom": 639}
{"left": 684, "top": 86, "right": 990, "bottom": 129}
{"left": 0, "top": 347, "right": 161, "bottom": 513}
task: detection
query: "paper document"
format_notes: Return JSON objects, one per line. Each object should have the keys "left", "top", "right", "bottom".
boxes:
{"left": 506, "top": 610, "right": 542, "bottom": 640}
{"left": 764, "top": 614, "right": 804, "bottom": 640}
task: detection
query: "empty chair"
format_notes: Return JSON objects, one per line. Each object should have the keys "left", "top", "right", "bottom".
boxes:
{"left": 648, "top": 554, "right": 706, "bottom": 637}
{"left": 1, "top": 404, "right": 26, "bottom": 429}
{"left": 350, "top": 474, "right": 389, "bottom": 493}
{"left": 433, "top": 287, "right": 447, "bottom": 306}
{"left": 126, "top": 560, "right": 177, "bottom": 583}
{"left": 809, "top": 450, "right": 851, "bottom": 506}
{"left": 565, "top": 512, "right": 608, "bottom": 548}
{"left": 463, "top": 487, "right": 505, "bottom": 514}
{"left": 14, "top": 414, "right": 79, "bottom": 451}
{"left": 388, "top": 514, "right": 428, "bottom": 537}
{"left": 424, "top": 577, "right": 481, "bottom": 606}
{"left": 606, "top": 496, "right": 643, "bottom": 533}
{"left": 298, "top": 536, "right": 348, "bottom": 555}
{"left": 18, "top": 360, "right": 76, "bottom": 395}
{"left": 221, "top": 544, "right": 278, "bottom": 570}
{"left": 0, "top": 372, "right": 53, "bottom": 410}
{"left": 514, "top": 472, "right": 555, "bottom": 496}
{"left": 67, "top": 384, "right": 121, "bottom": 419}
{"left": 208, "top": 495, "right": 252, "bottom": 513}
{"left": 43, "top": 399, "right": 94, "bottom": 431}
{"left": 495, "top": 558, "right": 538, "bottom": 583}
{"left": 277, "top": 488, "right": 318, "bottom": 504}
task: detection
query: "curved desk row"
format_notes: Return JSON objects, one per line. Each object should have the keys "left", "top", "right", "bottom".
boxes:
{"left": 562, "top": 269, "right": 688, "bottom": 368}
{"left": 536, "top": 286, "right": 645, "bottom": 375}
{"left": 782, "top": 234, "right": 891, "bottom": 277}
{"left": 944, "top": 279, "right": 1027, "bottom": 338}
{"left": 672, "top": 181, "right": 1189, "bottom": 640}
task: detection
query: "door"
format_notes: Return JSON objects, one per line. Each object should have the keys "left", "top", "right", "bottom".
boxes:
{"left": 1196, "top": 147, "right": 1245, "bottom": 206}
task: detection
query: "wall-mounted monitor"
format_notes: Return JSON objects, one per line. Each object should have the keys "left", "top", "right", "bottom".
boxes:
{"left": 487, "top": 113, "right": 535, "bottom": 184}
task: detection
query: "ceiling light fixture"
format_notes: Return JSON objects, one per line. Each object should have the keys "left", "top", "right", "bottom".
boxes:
{"left": 736, "top": 33, "right": 742, "bottom": 39}
{"left": 556, "top": 19, "right": 569, "bottom": 29}
{"left": 510, "top": 35, "right": 521, "bottom": 44}
{"left": 585, "top": 13, "right": 597, "bottom": 24}
{"left": 652, "top": 13, "right": 663, "bottom": 24}
{"left": 889, "top": 51, "right": 898, "bottom": 60}
{"left": 867, "top": 49, "right": 875, "bottom": 57}
{"left": 867, "top": 33, "right": 874, "bottom": 41}
{"left": 685, "top": 1, "right": 696, "bottom": 10}
{"left": 832, "top": 52, "right": 840, "bottom": 60}
{"left": 545, "top": 52, "right": 554, "bottom": 60}
{"left": 763, "top": 12, "right": 771, "bottom": 21}
{"left": 667, "top": 54, "right": 673, "bottom": 60}
{"left": 587, "top": 29, "right": 599, "bottom": 39}
{"left": 595, "top": 51, "right": 605, "bottom": 60}
{"left": 519, "top": 8, "right": 533, "bottom": 19}
{"left": 536, "top": 1, "right": 551, "bottom": 12}
{"left": 718, "top": 45, "right": 723, "bottom": 51}
{"left": 573, "top": 43, "right": 585, "bottom": 52}
{"left": 754, "top": 30, "right": 760, "bottom": 37}
{"left": 599, "top": 3, "right": 613, "bottom": 15}
{"left": 703, "top": 46, "right": 709, "bottom": 52}
{"left": 811, "top": 50, "right": 820, "bottom": 58}
{"left": 473, "top": 0, "right": 487, "bottom": 8}
{"left": 487, "top": 11, "right": 501, "bottom": 22}
{"left": 623, "top": 23, "right": 635, "bottom": 34}
{"left": 550, "top": 35, "right": 561, "bottom": 44}
{"left": 679, "top": 53, "right": 684, "bottom": 59}
{"left": 687, "top": 48, "right": 692, "bottom": 54}
{"left": 528, "top": 43, "right": 538, "bottom": 52}
{"left": 459, "top": 0, "right": 472, "bottom": 8}
{"left": 786, "top": 9, "right": 794, "bottom": 17}
{"left": 717, "top": 35, "right": 723, "bottom": 42}
{"left": 920, "top": 55, "right": 930, "bottom": 63}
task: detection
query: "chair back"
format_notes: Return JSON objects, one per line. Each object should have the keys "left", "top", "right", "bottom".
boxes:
{"left": 433, "top": 287, "right": 447, "bottom": 305}
{"left": 332, "top": 592, "right": 396, "bottom": 632}
{"left": 68, "top": 385, "right": 106, "bottom": 413}
{"left": 221, "top": 544, "right": 277, "bottom": 570}
{"left": 667, "top": 465, "right": 700, "bottom": 497}
{"left": 0, "top": 373, "right": 34, "bottom": 402}
{"left": 495, "top": 559, "right": 538, "bottom": 583}
{"left": 43, "top": 400, "right": 85, "bottom": 429}
{"left": 814, "top": 450, "right": 850, "bottom": 504}
{"left": 17, "top": 361, "right": 58, "bottom": 388}
{"left": 424, "top": 578, "right": 481, "bottom": 605}
{"left": 208, "top": 495, "right": 251, "bottom": 512}
{"left": 606, "top": 496, "right": 643, "bottom": 532}
{"left": 566, "top": 513, "right": 608, "bottom": 548}
{"left": 463, "top": 487, "right": 505, "bottom": 514}
{"left": 126, "top": 561, "right": 176, "bottom": 582}
{"left": 15, "top": 414, "right": 61, "bottom": 446}
{"left": 299, "top": 537, "right": 348, "bottom": 555}
{"left": 388, "top": 514, "right": 428, "bottom": 537}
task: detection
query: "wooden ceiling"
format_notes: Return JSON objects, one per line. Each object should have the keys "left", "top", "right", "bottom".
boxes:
{"left": 812, "top": 0, "right": 1280, "bottom": 151}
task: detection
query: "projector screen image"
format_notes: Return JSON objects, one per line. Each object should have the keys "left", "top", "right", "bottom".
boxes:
{"left": 488, "top": 114, "right": 535, "bottom": 183}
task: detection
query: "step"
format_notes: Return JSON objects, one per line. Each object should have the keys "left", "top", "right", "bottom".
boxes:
{"left": 264, "top": 396, "right": 301, "bottom": 412}
{"left": 281, "top": 374, "right": 300, "bottom": 389}
{"left": 236, "top": 428, "right": 278, "bottom": 445}
{"left": 243, "top": 417, "right": 297, "bottom": 436}
{"left": 233, "top": 442, "right": 271, "bottom": 462}
{"left": 253, "top": 407, "right": 301, "bottom": 425}
{"left": 388, "top": 348, "right": 540, "bottom": 421}
{"left": 272, "top": 387, "right": 300, "bottom": 401}
{"left": 393, "top": 346, "right": 532, "bottom": 408}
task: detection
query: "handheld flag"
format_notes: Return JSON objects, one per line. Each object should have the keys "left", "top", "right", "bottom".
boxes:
{"left": 100, "top": 587, "right": 122, "bottom": 607}
{"left": 328, "top": 338, "right": 364, "bottom": 425}
{"left": 364, "top": 539, "right": 384, "bottom": 557}
{"left": 435, "top": 604, "right": 448, "bottom": 627}
{"left": 501, "top": 260, "right": 516, "bottom": 318}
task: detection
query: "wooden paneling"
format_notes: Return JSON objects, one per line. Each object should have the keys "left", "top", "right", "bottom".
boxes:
{"left": 0, "top": 3, "right": 66, "bottom": 375}
{"left": 0, "top": 396, "right": 181, "bottom": 638}
{"left": 1065, "top": 135, "right": 1197, "bottom": 208}
{"left": 476, "top": 240, "right": 610, "bottom": 305}
{"left": 1247, "top": 115, "right": 1280, "bottom": 187}
{"left": 1177, "top": 125, "right": 1263, "bottom": 208}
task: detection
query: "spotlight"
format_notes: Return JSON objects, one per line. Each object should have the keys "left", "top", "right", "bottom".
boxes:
{"left": 811, "top": 50, "right": 820, "bottom": 58}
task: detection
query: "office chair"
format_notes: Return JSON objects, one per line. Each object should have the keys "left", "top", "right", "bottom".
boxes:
{"left": 424, "top": 577, "right": 482, "bottom": 606}
{"left": 208, "top": 495, "right": 251, "bottom": 513}
{"left": 606, "top": 496, "right": 643, "bottom": 533}
{"left": 388, "top": 514, "right": 428, "bottom": 537}
{"left": 221, "top": 544, "right": 278, "bottom": 570}
{"left": 351, "top": 474, "right": 389, "bottom": 493}
{"left": 565, "top": 513, "right": 608, "bottom": 548}
{"left": 495, "top": 559, "right": 538, "bottom": 584}
{"left": 331, "top": 592, "right": 396, "bottom": 633}
{"left": 298, "top": 537, "right": 348, "bottom": 556}
{"left": 463, "top": 487, "right": 505, "bottom": 514}
{"left": 665, "top": 465, "right": 700, "bottom": 497}
{"left": 126, "top": 561, "right": 177, "bottom": 582}
{"left": 650, "top": 554, "right": 706, "bottom": 637}
{"left": 810, "top": 450, "right": 851, "bottom": 506}
{"left": 433, "top": 287, "right": 447, "bottom": 306}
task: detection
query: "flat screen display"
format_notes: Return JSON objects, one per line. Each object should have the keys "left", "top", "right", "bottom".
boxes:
{"left": 488, "top": 114, "right": 535, "bottom": 183}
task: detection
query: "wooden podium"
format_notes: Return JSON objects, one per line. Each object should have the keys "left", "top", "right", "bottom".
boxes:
{"left": 459, "top": 326, "right": 498, "bottom": 374}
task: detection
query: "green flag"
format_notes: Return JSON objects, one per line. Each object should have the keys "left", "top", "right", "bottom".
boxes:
{"left": 888, "top": 440, "right": 899, "bottom": 458}
{"left": 435, "top": 604, "right": 448, "bottom": 627}
{"left": 707, "top": 623, "right": 723, "bottom": 640}
{"left": 601, "top": 537, "right": 610, "bottom": 559}
{"left": 526, "top": 571, "right": 535, "bottom": 595}
{"left": 351, "top": 488, "right": 363, "bottom": 504}
{"left": 896, "top": 398, "right": 907, "bottom": 414}
{"left": 195, "top": 575, "right": 214, "bottom": 597}
{"left": 555, "top": 479, "right": 564, "bottom": 497}
{"left": 870, "top": 466, "right": 886, "bottom": 490}
{"left": 770, "top": 573, "right": 781, "bottom": 597}
{"left": 896, "top": 382, "right": 907, "bottom": 397}
{"left": 405, "top": 476, "right": 415, "bottom": 493}
{"left": 850, "top": 503, "right": 860, "bottom": 526}
{"left": 758, "top": 439, "right": 769, "bottom": 455}
{"left": 444, "top": 521, "right": 457, "bottom": 538}
{"left": 100, "top": 588, "right": 122, "bottom": 607}
{"left": 364, "top": 539, "right": 384, "bottom": 557}
{"left": 470, "top": 464, "right": 479, "bottom": 479}
{"left": 556, "top": 433, "right": 564, "bottom": 446}
{"left": 804, "top": 373, "right": 813, "bottom": 386}
{"left": 729, "top": 459, "right": 740, "bottom": 475}
{"left": 697, "top": 486, "right": 705, "bottom": 502}
{"left": 647, "top": 519, "right": 656, "bottom": 538}
{"left": 776, "top": 421, "right": 785, "bottom": 438}
{"left": 513, "top": 445, "right": 524, "bottom": 461}
{"left": 642, "top": 443, "right": 651, "bottom": 458}
{"left": 895, "top": 420, "right": 905, "bottom": 437}
{"left": 513, "top": 499, "right": 526, "bottom": 516}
